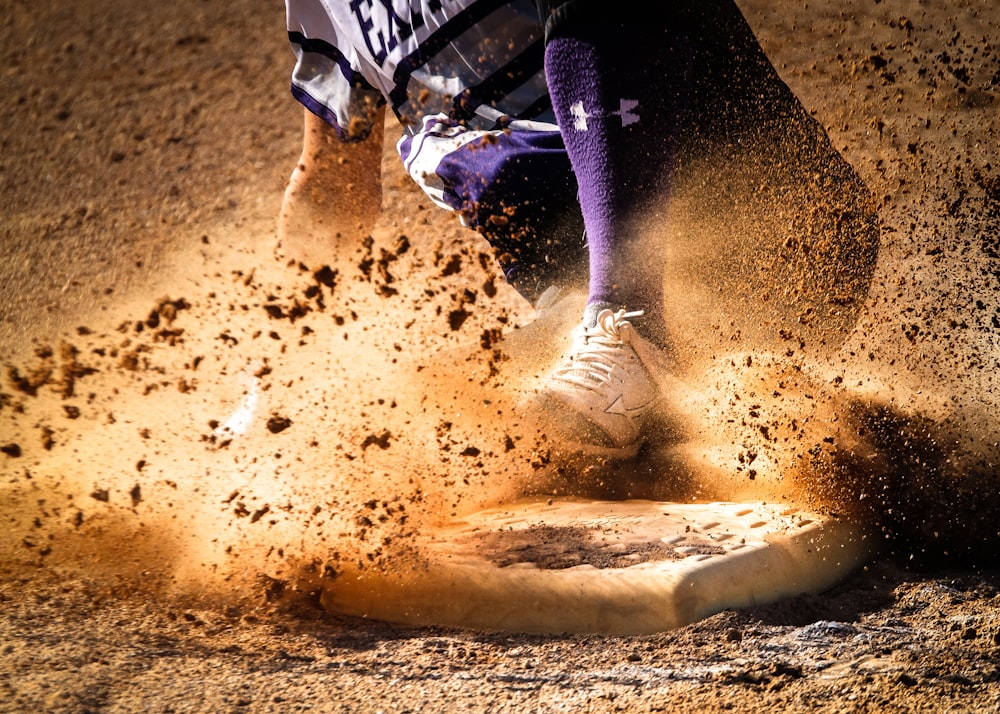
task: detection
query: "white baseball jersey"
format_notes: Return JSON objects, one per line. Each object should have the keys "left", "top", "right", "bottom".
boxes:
{"left": 286, "top": 0, "right": 555, "bottom": 141}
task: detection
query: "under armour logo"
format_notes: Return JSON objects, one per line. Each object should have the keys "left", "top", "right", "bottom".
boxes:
{"left": 569, "top": 99, "right": 640, "bottom": 131}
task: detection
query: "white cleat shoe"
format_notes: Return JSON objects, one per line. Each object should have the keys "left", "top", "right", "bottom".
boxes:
{"left": 540, "top": 308, "right": 664, "bottom": 459}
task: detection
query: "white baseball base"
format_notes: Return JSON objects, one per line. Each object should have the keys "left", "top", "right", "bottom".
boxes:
{"left": 320, "top": 498, "right": 870, "bottom": 635}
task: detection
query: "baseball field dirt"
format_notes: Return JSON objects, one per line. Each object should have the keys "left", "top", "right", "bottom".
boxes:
{"left": 2, "top": 1, "right": 1000, "bottom": 711}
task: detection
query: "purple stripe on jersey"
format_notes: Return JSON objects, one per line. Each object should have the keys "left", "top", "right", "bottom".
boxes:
{"left": 518, "top": 93, "right": 555, "bottom": 120}
{"left": 449, "top": 39, "right": 546, "bottom": 122}
{"left": 386, "top": 0, "right": 511, "bottom": 108}
{"left": 290, "top": 84, "right": 385, "bottom": 142}
{"left": 288, "top": 31, "right": 378, "bottom": 95}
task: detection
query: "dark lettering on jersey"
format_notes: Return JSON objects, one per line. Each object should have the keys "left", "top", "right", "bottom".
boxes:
{"left": 351, "top": 0, "right": 445, "bottom": 68}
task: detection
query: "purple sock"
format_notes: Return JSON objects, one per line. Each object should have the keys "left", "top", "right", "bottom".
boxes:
{"left": 544, "top": 25, "right": 690, "bottom": 343}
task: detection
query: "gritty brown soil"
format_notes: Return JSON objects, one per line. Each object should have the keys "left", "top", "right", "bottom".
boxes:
{"left": 2, "top": 0, "right": 1000, "bottom": 712}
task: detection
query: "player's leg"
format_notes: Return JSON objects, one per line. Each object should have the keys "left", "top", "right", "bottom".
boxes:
{"left": 277, "top": 107, "right": 385, "bottom": 268}
{"left": 539, "top": 1, "right": 691, "bottom": 342}
{"left": 533, "top": 1, "right": 692, "bottom": 457}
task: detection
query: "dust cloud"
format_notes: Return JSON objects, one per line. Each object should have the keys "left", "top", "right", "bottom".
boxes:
{"left": 0, "top": 198, "right": 578, "bottom": 610}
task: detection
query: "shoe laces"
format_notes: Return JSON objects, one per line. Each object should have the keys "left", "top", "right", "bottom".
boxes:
{"left": 548, "top": 308, "right": 644, "bottom": 393}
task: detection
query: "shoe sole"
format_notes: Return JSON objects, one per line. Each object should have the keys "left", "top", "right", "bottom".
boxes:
{"left": 320, "top": 498, "right": 870, "bottom": 635}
